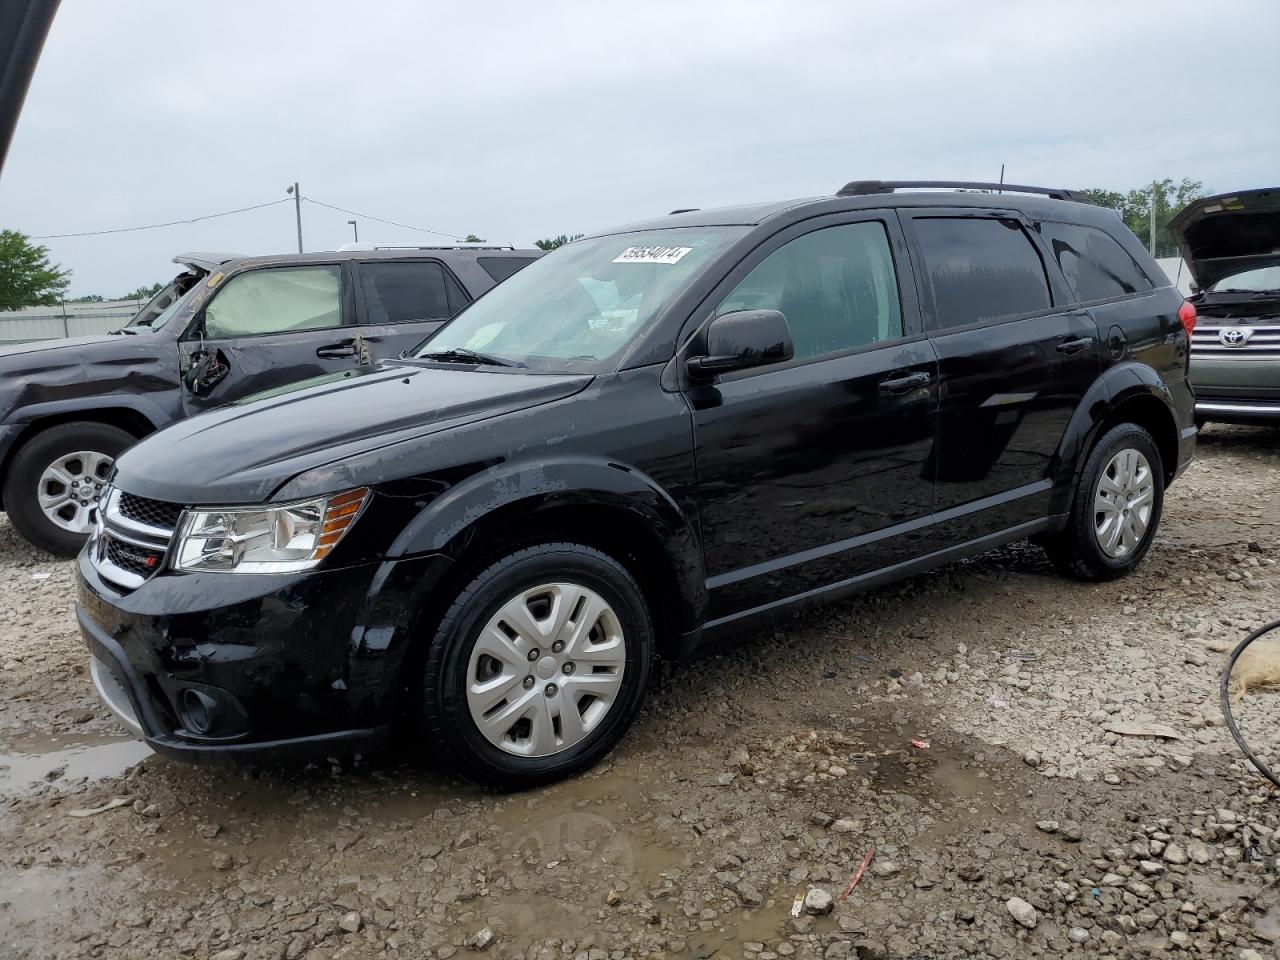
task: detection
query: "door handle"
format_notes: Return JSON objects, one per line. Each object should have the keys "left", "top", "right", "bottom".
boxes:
{"left": 878, "top": 371, "right": 932, "bottom": 395}
{"left": 316, "top": 340, "right": 358, "bottom": 359}
{"left": 1056, "top": 337, "right": 1093, "bottom": 356}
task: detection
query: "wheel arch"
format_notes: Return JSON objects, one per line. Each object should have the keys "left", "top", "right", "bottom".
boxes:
{"left": 1052, "top": 363, "right": 1181, "bottom": 516}
{"left": 0, "top": 398, "right": 168, "bottom": 507}
{"left": 391, "top": 457, "right": 706, "bottom": 660}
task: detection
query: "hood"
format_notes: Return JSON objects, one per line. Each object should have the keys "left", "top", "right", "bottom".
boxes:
{"left": 113, "top": 362, "right": 592, "bottom": 504}
{"left": 1169, "top": 187, "right": 1280, "bottom": 290}
{"left": 172, "top": 251, "right": 241, "bottom": 273}
{"left": 0, "top": 332, "right": 144, "bottom": 359}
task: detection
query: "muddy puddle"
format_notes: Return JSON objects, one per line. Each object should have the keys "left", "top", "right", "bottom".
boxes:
{"left": 0, "top": 731, "right": 151, "bottom": 794}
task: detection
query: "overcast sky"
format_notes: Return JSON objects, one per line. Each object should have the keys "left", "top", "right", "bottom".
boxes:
{"left": 2, "top": 0, "right": 1277, "bottom": 297}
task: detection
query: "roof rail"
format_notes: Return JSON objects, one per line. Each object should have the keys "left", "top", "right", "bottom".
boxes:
{"left": 836, "top": 180, "right": 1084, "bottom": 202}
{"left": 336, "top": 242, "right": 516, "bottom": 252}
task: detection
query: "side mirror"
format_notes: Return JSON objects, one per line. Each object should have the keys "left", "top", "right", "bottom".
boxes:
{"left": 687, "top": 309, "right": 794, "bottom": 377}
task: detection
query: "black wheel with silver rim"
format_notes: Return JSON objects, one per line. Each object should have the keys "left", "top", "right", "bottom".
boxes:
{"left": 422, "top": 542, "right": 653, "bottom": 788}
{"left": 2, "top": 421, "right": 136, "bottom": 556}
{"left": 1043, "top": 422, "right": 1165, "bottom": 581}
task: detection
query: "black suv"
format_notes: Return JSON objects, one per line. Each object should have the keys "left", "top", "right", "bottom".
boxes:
{"left": 0, "top": 245, "right": 541, "bottom": 554}
{"left": 76, "top": 181, "right": 1197, "bottom": 788}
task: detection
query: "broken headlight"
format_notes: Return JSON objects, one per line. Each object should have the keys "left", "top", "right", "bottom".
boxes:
{"left": 173, "top": 488, "right": 368, "bottom": 574}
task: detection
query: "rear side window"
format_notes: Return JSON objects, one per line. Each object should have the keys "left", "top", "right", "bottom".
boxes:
{"left": 359, "top": 261, "right": 450, "bottom": 324}
{"left": 912, "top": 217, "right": 1051, "bottom": 329}
{"left": 715, "top": 221, "right": 903, "bottom": 361}
{"left": 1038, "top": 221, "right": 1153, "bottom": 302}
{"left": 478, "top": 256, "right": 538, "bottom": 282}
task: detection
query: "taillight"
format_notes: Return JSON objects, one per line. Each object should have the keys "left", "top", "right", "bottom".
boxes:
{"left": 1178, "top": 300, "right": 1197, "bottom": 337}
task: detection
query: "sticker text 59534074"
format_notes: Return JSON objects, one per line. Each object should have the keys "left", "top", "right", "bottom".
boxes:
{"left": 612, "top": 246, "right": 693, "bottom": 265}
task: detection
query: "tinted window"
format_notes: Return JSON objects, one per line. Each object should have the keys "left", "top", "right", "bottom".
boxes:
{"left": 1039, "top": 221, "right": 1152, "bottom": 301}
{"left": 478, "top": 256, "right": 538, "bottom": 282}
{"left": 716, "top": 221, "right": 902, "bottom": 360}
{"left": 204, "top": 266, "right": 342, "bottom": 338}
{"left": 359, "top": 261, "right": 450, "bottom": 324}
{"left": 913, "top": 217, "right": 1050, "bottom": 329}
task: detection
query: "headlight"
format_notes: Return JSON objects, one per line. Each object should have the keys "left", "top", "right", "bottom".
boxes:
{"left": 173, "top": 487, "right": 369, "bottom": 574}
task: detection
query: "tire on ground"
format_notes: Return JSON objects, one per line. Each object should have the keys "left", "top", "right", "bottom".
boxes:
{"left": 420, "top": 541, "right": 654, "bottom": 789}
{"left": 1043, "top": 422, "right": 1165, "bottom": 582}
{"left": 2, "top": 421, "right": 137, "bottom": 556}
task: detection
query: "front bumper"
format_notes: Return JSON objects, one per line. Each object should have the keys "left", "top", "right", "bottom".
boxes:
{"left": 76, "top": 548, "right": 452, "bottom": 763}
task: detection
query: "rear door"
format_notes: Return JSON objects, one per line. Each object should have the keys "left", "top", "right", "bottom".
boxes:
{"left": 685, "top": 213, "right": 939, "bottom": 621}
{"left": 901, "top": 208, "right": 1102, "bottom": 542}
{"left": 353, "top": 259, "right": 468, "bottom": 359}
{"left": 180, "top": 263, "right": 358, "bottom": 416}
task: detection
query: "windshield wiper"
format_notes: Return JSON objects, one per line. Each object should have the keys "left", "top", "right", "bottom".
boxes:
{"left": 416, "top": 347, "right": 525, "bottom": 368}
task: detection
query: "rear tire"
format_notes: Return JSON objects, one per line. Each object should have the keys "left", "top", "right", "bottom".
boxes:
{"left": 2, "top": 422, "right": 136, "bottom": 556}
{"left": 1044, "top": 423, "right": 1164, "bottom": 581}
{"left": 420, "top": 542, "right": 654, "bottom": 789}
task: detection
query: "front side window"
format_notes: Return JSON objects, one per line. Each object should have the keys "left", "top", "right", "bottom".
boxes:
{"left": 1039, "top": 221, "right": 1152, "bottom": 302}
{"left": 913, "top": 217, "right": 1051, "bottom": 329}
{"left": 716, "top": 221, "right": 903, "bottom": 360}
{"left": 478, "top": 256, "right": 539, "bottom": 282}
{"left": 203, "top": 266, "right": 342, "bottom": 338}
{"left": 359, "top": 261, "right": 449, "bottom": 324}
{"left": 418, "top": 227, "right": 747, "bottom": 372}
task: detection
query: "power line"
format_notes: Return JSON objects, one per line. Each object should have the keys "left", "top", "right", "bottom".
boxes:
{"left": 303, "top": 197, "right": 462, "bottom": 240}
{"left": 30, "top": 198, "right": 294, "bottom": 239}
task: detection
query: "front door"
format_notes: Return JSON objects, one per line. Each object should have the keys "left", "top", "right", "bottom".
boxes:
{"left": 353, "top": 258, "right": 470, "bottom": 358}
{"left": 180, "top": 263, "right": 359, "bottom": 415}
{"left": 684, "top": 215, "right": 939, "bottom": 624}
{"left": 900, "top": 209, "right": 1103, "bottom": 543}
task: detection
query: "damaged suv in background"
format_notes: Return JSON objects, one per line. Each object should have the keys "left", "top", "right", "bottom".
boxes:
{"left": 0, "top": 245, "right": 541, "bottom": 554}
{"left": 1173, "top": 187, "right": 1280, "bottom": 424}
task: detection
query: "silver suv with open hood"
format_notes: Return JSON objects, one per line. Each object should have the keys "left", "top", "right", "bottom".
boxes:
{"left": 1173, "top": 187, "right": 1280, "bottom": 423}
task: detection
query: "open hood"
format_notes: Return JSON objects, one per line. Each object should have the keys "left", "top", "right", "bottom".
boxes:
{"left": 172, "top": 251, "right": 241, "bottom": 273}
{"left": 1169, "top": 188, "right": 1280, "bottom": 290}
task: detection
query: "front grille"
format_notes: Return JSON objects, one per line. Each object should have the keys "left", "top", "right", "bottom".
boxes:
{"left": 117, "top": 492, "right": 185, "bottom": 530}
{"left": 104, "top": 536, "right": 165, "bottom": 578}
{"left": 1192, "top": 324, "right": 1280, "bottom": 361}
{"left": 89, "top": 487, "right": 181, "bottom": 592}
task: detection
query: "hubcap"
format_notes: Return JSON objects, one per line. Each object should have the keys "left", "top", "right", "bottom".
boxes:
{"left": 1093, "top": 448, "right": 1154, "bottom": 559}
{"left": 466, "top": 582, "right": 626, "bottom": 758}
{"left": 37, "top": 450, "right": 113, "bottom": 534}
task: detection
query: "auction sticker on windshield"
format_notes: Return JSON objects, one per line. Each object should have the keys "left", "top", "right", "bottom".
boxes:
{"left": 612, "top": 246, "right": 692, "bottom": 265}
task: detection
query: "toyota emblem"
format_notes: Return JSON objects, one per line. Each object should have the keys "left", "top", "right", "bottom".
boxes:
{"left": 1220, "top": 328, "right": 1252, "bottom": 347}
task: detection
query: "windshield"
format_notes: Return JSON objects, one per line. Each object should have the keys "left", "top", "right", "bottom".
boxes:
{"left": 1209, "top": 265, "right": 1280, "bottom": 294}
{"left": 416, "top": 227, "right": 748, "bottom": 372}
{"left": 127, "top": 278, "right": 200, "bottom": 329}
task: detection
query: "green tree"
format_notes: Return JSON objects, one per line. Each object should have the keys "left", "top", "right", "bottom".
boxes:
{"left": 1080, "top": 179, "right": 1204, "bottom": 258}
{"left": 534, "top": 233, "right": 584, "bottom": 251}
{"left": 463, "top": 234, "right": 486, "bottom": 243}
{"left": 121, "top": 281, "right": 164, "bottom": 301}
{"left": 0, "top": 229, "right": 71, "bottom": 310}
{"left": 70, "top": 293, "right": 104, "bottom": 303}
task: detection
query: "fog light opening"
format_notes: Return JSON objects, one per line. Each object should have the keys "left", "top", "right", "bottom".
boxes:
{"left": 179, "top": 688, "right": 219, "bottom": 735}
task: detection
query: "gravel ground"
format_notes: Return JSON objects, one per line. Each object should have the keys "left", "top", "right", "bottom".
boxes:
{"left": 1, "top": 424, "right": 1278, "bottom": 960}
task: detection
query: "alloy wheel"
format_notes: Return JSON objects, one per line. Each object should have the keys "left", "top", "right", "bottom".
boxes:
{"left": 1093, "top": 447, "right": 1154, "bottom": 559}
{"left": 37, "top": 450, "right": 112, "bottom": 534}
{"left": 466, "top": 582, "right": 626, "bottom": 758}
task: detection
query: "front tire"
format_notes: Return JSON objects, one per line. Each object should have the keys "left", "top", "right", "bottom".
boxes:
{"left": 421, "top": 542, "right": 654, "bottom": 789}
{"left": 2, "top": 421, "right": 136, "bottom": 556}
{"left": 1044, "top": 423, "right": 1164, "bottom": 581}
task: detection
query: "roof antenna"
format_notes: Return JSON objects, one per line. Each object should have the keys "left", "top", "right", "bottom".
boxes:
{"left": 998, "top": 163, "right": 1005, "bottom": 195}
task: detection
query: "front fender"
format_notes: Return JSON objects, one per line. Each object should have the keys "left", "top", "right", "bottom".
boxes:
{"left": 4, "top": 393, "right": 173, "bottom": 432}
{"left": 390, "top": 455, "right": 707, "bottom": 630}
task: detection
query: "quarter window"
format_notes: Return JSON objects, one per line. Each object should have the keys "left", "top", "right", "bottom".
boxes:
{"left": 913, "top": 217, "right": 1051, "bottom": 329}
{"left": 716, "top": 221, "right": 903, "bottom": 360}
{"left": 1038, "top": 221, "right": 1153, "bottom": 301}
{"left": 204, "top": 266, "right": 342, "bottom": 338}
{"left": 359, "top": 261, "right": 451, "bottom": 324}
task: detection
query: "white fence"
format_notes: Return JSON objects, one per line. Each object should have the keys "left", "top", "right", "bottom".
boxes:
{"left": 0, "top": 299, "right": 146, "bottom": 343}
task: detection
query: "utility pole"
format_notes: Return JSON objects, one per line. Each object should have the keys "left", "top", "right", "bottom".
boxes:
{"left": 1149, "top": 181, "right": 1158, "bottom": 256}
{"left": 347, "top": 219, "right": 358, "bottom": 242}
{"left": 286, "top": 182, "right": 303, "bottom": 253}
